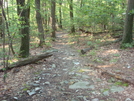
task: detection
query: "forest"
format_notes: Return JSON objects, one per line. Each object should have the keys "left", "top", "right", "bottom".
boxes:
{"left": 0, "top": 0, "right": 134, "bottom": 101}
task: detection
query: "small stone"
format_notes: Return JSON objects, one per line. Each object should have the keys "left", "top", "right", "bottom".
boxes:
{"left": 52, "top": 64, "right": 56, "bottom": 68}
{"left": 52, "top": 74, "right": 57, "bottom": 77}
{"left": 44, "top": 82, "right": 50, "bottom": 85}
{"left": 69, "top": 72, "right": 75, "bottom": 75}
{"left": 89, "top": 85, "right": 95, "bottom": 90}
{"left": 73, "top": 61, "right": 80, "bottom": 65}
{"left": 34, "top": 80, "right": 40, "bottom": 84}
{"left": 57, "top": 74, "right": 61, "bottom": 76}
{"left": 63, "top": 69, "right": 68, "bottom": 71}
{"left": 75, "top": 90, "right": 79, "bottom": 92}
{"left": 70, "top": 54, "right": 75, "bottom": 56}
{"left": 27, "top": 90, "right": 36, "bottom": 96}
{"left": 92, "top": 98, "right": 99, "bottom": 101}
{"left": 125, "top": 98, "right": 133, "bottom": 101}
{"left": 103, "top": 91, "right": 109, "bottom": 96}
{"left": 110, "top": 86, "right": 124, "bottom": 93}
{"left": 13, "top": 97, "right": 18, "bottom": 100}
{"left": 64, "top": 80, "right": 69, "bottom": 84}
{"left": 13, "top": 68, "right": 20, "bottom": 73}
{"left": 30, "top": 83, "right": 39, "bottom": 87}
{"left": 34, "top": 76, "right": 40, "bottom": 80}
{"left": 35, "top": 87, "right": 41, "bottom": 92}
{"left": 69, "top": 81, "right": 91, "bottom": 89}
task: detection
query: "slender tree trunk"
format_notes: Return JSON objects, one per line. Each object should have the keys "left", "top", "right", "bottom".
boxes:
{"left": 59, "top": 0, "right": 62, "bottom": 29}
{"left": 121, "top": 0, "right": 134, "bottom": 45}
{"left": 0, "top": 0, "right": 15, "bottom": 55}
{"left": 69, "top": 0, "right": 75, "bottom": 33}
{"left": 35, "top": 0, "right": 45, "bottom": 47}
{"left": 51, "top": 0, "right": 56, "bottom": 39}
{"left": 42, "top": 2, "right": 48, "bottom": 31}
{"left": 17, "top": 0, "right": 30, "bottom": 58}
{"left": 80, "top": 0, "right": 83, "bottom": 8}
{"left": 0, "top": 0, "right": 3, "bottom": 38}
{"left": 0, "top": 0, "right": 6, "bottom": 82}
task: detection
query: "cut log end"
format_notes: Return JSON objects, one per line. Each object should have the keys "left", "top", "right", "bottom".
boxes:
{"left": 81, "top": 46, "right": 95, "bottom": 54}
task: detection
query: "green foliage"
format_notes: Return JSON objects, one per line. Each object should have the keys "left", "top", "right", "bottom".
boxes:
{"left": 89, "top": 50, "right": 96, "bottom": 56}
{"left": 114, "top": 81, "right": 129, "bottom": 87}
{"left": 92, "top": 58, "right": 103, "bottom": 63}
{"left": 45, "top": 37, "right": 53, "bottom": 47}
{"left": 113, "top": 53, "right": 120, "bottom": 57}
{"left": 2, "top": 68, "right": 6, "bottom": 71}
{"left": 121, "top": 43, "right": 134, "bottom": 49}
{"left": 101, "top": 88, "right": 110, "bottom": 92}
{"left": 1, "top": 0, "right": 126, "bottom": 59}
{"left": 129, "top": 9, "right": 134, "bottom": 15}
{"left": 87, "top": 41, "right": 93, "bottom": 46}
{"left": 3, "top": 73, "right": 8, "bottom": 78}
{"left": 110, "top": 58, "right": 118, "bottom": 63}
{"left": 22, "top": 84, "right": 31, "bottom": 91}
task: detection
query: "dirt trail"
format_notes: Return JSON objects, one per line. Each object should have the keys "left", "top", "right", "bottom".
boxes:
{"left": 0, "top": 31, "right": 134, "bottom": 101}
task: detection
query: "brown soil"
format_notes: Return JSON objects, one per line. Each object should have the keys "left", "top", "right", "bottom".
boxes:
{"left": 0, "top": 31, "right": 134, "bottom": 101}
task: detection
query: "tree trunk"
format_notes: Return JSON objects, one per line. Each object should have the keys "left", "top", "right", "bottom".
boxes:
{"left": 69, "top": 0, "right": 75, "bottom": 33}
{"left": 80, "top": 0, "right": 83, "bottom": 8}
{"left": 59, "top": 0, "right": 62, "bottom": 29}
{"left": 42, "top": 2, "right": 48, "bottom": 31}
{"left": 35, "top": 0, "right": 45, "bottom": 47}
{"left": 121, "top": 0, "right": 134, "bottom": 46}
{"left": 51, "top": 0, "right": 56, "bottom": 39}
{"left": 0, "top": 1, "right": 3, "bottom": 38}
{"left": 17, "top": 0, "right": 30, "bottom": 58}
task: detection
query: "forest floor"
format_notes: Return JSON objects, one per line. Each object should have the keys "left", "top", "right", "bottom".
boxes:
{"left": 0, "top": 31, "right": 134, "bottom": 101}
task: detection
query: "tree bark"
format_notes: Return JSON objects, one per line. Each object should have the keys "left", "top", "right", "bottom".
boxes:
{"left": 69, "top": 0, "right": 75, "bottom": 33}
{"left": 0, "top": 52, "right": 53, "bottom": 72}
{"left": 59, "top": 0, "right": 62, "bottom": 29}
{"left": 0, "top": 1, "right": 3, "bottom": 38}
{"left": 35, "top": 0, "right": 45, "bottom": 47}
{"left": 121, "top": 0, "right": 134, "bottom": 45}
{"left": 51, "top": 0, "right": 56, "bottom": 39}
{"left": 42, "top": 2, "right": 48, "bottom": 31}
{"left": 16, "top": 0, "right": 30, "bottom": 58}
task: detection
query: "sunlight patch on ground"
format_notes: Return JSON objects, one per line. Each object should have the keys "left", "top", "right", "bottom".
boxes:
{"left": 101, "top": 49, "right": 119, "bottom": 56}
{"left": 78, "top": 69, "right": 92, "bottom": 72}
{"left": 98, "top": 64, "right": 116, "bottom": 68}
{"left": 0, "top": 44, "right": 9, "bottom": 48}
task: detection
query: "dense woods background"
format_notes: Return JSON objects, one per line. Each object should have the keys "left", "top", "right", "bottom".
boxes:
{"left": 0, "top": 0, "right": 134, "bottom": 78}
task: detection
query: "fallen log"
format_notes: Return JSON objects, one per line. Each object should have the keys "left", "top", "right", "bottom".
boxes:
{"left": 81, "top": 37, "right": 122, "bottom": 54}
{"left": 81, "top": 46, "right": 95, "bottom": 54}
{"left": 79, "top": 28, "right": 122, "bottom": 36}
{"left": 0, "top": 52, "right": 53, "bottom": 72}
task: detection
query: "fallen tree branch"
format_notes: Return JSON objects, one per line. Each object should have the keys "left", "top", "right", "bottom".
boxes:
{"left": 85, "top": 64, "right": 134, "bottom": 86}
{"left": 0, "top": 52, "right": 53, "bottom": 72}
{"left": 81, "top": 38, "right": 122, "bottom": 54}
{"left": 79, "top": 28, "right": 122, "bottom": 35}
